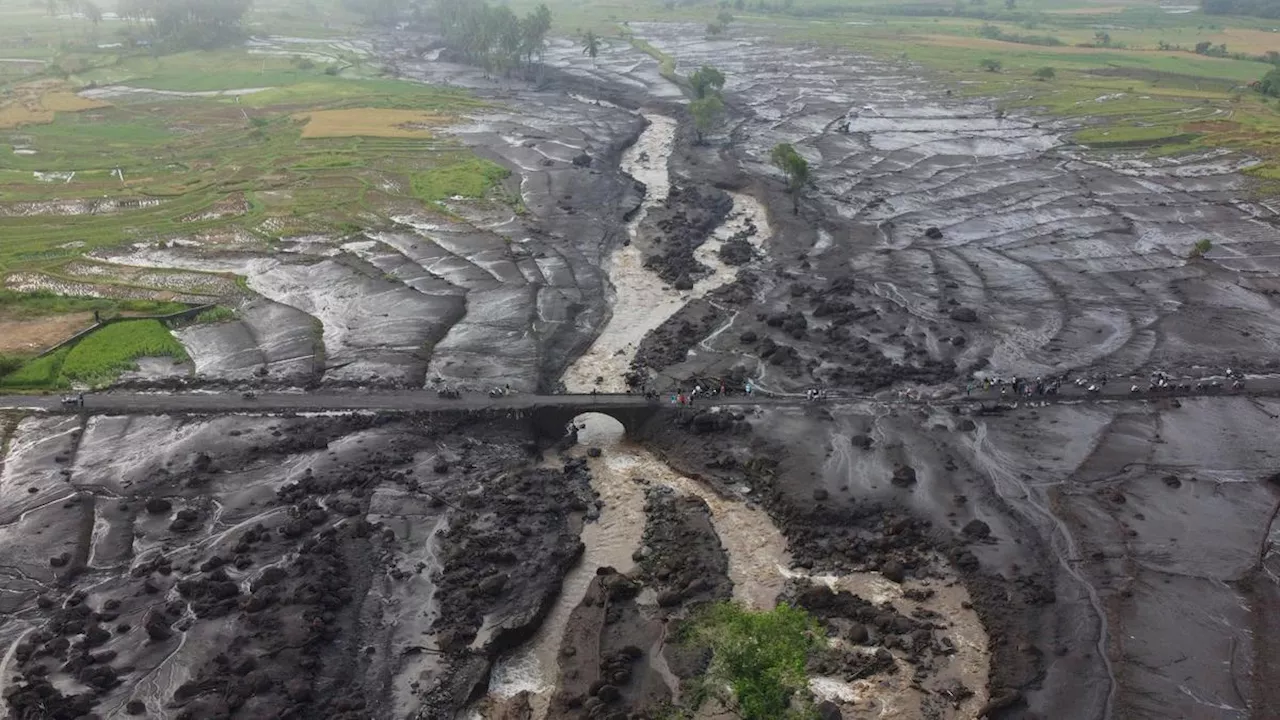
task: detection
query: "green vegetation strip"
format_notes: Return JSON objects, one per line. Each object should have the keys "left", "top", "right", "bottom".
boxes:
{"left": 627, "top": 36, "right": 683, "bottom": 86}
{"left": 1, "top": 319, "right": 188, "bottom": 389}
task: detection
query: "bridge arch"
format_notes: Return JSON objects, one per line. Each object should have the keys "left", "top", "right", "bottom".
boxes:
{"left": 529, "top": 402, "right": 664, "bottom": 439}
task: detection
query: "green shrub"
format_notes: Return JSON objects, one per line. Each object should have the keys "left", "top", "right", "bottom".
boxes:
{"left": 194, "top": 306, "right": 236, "bottom": 324}
{"left": 1033, "top": 66, "right": 1056, "bottom": 81}
{"left": 1190, "top": 238, "right": 1213, "bottom": 259}
{"left": 0, "top": 354, "right": 28, "bottom": 379}
{"left": 682, "top": 602, "right": 822, "bottom": 720}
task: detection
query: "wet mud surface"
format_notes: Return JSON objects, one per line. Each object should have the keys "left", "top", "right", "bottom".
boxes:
{"left": 5, "top": 18, "right": 1280, "bottom": 720}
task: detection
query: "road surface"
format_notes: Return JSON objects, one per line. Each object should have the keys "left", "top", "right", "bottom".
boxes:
{"left": 0, "top": 378, "right": 1275, "bottom": 415}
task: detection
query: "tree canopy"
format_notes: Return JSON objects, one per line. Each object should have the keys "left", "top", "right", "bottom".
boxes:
{"left": 1203, "top": 0, "right": 1280, "bottom": 18}
{"left": 771, "top": 142, "right": 809, "bottom": 212}
{"left": 690, "top": 94, "right": 723, "bottom": 142}
{"left": 432, "top": 0, "right": 553, "bottom": 76}
{"left": 689, "top": 65, "right": 725, "bottom": 99}
{"left": 118, "top": 0, "right": 252, "bottom": 48}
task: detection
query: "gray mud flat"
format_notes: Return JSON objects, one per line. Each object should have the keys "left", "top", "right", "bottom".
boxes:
{"left": 5, "top": 18, "right": 1280, "bottom": 720}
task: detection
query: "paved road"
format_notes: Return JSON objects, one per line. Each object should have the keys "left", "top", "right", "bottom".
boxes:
{"left": 0, "top": 390, "right": 773, "bottom": 415}
{"left": 1, "top": 378, "right": 1277, "bottom": 415}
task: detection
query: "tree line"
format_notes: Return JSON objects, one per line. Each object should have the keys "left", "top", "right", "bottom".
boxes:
{"left": 1202, "top": 0, "right": 1280, "bottom": 18}
{"left": 429, "top": 0, "right": 552, "bottom": 77}
{"left": 118, "top": 0, "right": 252, "bottom": 48}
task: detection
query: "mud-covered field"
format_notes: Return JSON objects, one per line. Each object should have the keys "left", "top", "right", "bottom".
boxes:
{"left": 3, "top": 20, "right": 1280, "bottom": 720}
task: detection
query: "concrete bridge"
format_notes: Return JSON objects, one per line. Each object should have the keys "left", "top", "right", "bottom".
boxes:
{"left": 2, "top": 378, "right": 1276, "bottom": 437}
{"left": 0, "top": 390, "right": 719, "bottom": 437}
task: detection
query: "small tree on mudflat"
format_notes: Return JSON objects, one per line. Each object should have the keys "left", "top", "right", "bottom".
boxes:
{"left": 690, "top": 94, "right": 724, "bottom": 144}
{"left": 689, "top": 65, "right": 726, "bottom": 99}
{"left": 582, "top": 30, "right": 600, "bottom": 64}
{"left": 1033, "top": 66, "right": 1055, "bottom": 81}
{"left": 1189, "top": 238, "right": 1213, "bottom": 259}
{"left": 771, "top": 142, "right": 809, "bottom": 214}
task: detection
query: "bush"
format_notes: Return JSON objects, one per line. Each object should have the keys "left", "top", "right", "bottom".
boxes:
{"left": 0, "top": 354, "right": 24, "bottom": 378}
{"left": 1033, "top": 66, "right": 1055, "bottom": 81}
{"left": 681, "top": 602, "right": 822, "bottom": 720}
{"left": 194, "top": 306, "right": 236, "bottom": 324}
{"left": 980, "top": 58, "right": 1002, "bottom": 72}
{"left": 324, "top": 64, "right": 342, "bottom": 75}
{"left": 1258, "top": 67, "right": 1280, "bottom": 97}
{"left": 1190, "top": 238, "right": 1213, "bottom": 259}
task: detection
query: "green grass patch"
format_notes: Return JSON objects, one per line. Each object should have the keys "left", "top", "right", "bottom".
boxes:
{"left": 1074, "top": 125, "right": 1201, "bottom": 147}
{"left": 58, "top": 319, "right": 188, "bottom": 386}
{"left": 0, "top": 41, "right": 497, "bottom": 274}
{"left": 412, "top": 157, "right": 511, "bottom": 202}
{"left": 0, "top": 347, "right": 71, "bottom": 389}
{"left": 679, "top": 602, "right": 823, "bottom": 720}
{"left": 191, "top": 306, "right": 237, "bottom": 324}
{"left": 0, "top": 290, "right": 186, "bottom": 321}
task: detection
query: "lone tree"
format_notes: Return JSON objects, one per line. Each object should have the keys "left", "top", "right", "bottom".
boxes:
{"left": 979, "top": 58, "right": 1002, "bottom": 72}
{"left": 689, "top": 65, "right": 725, "bottom": 99}
{"left": 1033, "top": 66, "right": 1055, "bottom": 81}
{"left": 770, "top": 142, "right": 809, "bottom": 213}
{"left": 582, "top": 29, "right": 600, "bottom": 63}
{"left": 690, "top": 94, "right": 723, "bottom": 143}
{"left": 1189, "top": 238, "right": 1213, "bottom": 259}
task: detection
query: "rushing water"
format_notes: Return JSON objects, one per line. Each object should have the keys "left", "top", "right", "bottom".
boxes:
{"left": 486, "top": 106, "right": 785, "bottom": 715}
{"left": 560, "top": 112, "right": 770, "bottom": 394}
{"left": 484, "top": 100, "right": 986, "bottom": 719}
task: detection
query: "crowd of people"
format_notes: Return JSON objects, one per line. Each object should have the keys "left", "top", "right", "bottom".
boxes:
{"left": 966, "top": 368, "right": 1248, "bottom": 398}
